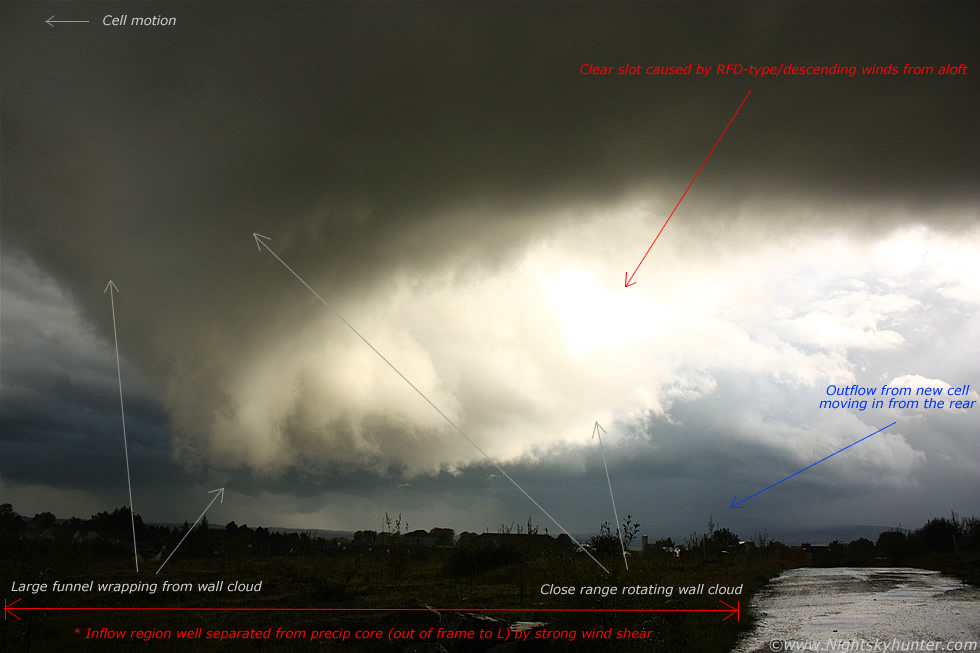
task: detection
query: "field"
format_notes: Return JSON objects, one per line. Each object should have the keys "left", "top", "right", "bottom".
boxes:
{"left": 1, "top": 541, "right": 799, "bottom": 651}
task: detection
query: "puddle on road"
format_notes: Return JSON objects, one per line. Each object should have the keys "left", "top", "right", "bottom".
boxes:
{"left": 734, "top": 567, "right": 980, "bottom": 653}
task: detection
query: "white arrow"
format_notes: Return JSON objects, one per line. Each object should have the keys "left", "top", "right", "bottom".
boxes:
{"left": 46, "top": 16, "right": 90, "bottom": 27}
{"left": 254, "top": 233, "right": 610, "bottom": 574}
{"left": 156, "top": 489, "right": 225, "bottom": 574}
{"left": 105, "top": 280, "right": 140, "bottom": 572}
{"left": 593, "top": 421, "right": 629, "bottom": 569}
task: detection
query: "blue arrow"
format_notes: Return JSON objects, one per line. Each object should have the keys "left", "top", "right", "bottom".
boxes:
{"left": 730, "top": 422, "right": 897, "bottom": 508}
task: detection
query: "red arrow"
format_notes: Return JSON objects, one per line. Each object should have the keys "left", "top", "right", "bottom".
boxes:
{"left": 5, "top": 598, "right": 22, "bottom": 620}
{"left": 625, "top": 89, "right": 752, "bottom": 288}
{"left": 5, "top": 598, "right": 738, "bottom": 621}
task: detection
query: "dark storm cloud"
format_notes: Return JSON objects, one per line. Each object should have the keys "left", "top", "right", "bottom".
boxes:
{"left": 1, "top": 0, "right": 973, "bottom": 400}
{"left": 3, "top": 2, "right": 976, "bottom": 300}
{"left": 3, "top": 2, "right": 975, "bottom": 351}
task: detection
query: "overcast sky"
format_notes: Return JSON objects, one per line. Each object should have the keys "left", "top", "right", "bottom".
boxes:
{"left": 1, "top": 1, "right": 977, "bottom": 543}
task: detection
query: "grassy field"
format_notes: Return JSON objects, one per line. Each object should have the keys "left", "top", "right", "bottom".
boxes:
{"left": 1, "top": 542, "right": 800, "bottom": 651}
{"left": 910, "top": 550, "right": 980, "bottom": 586}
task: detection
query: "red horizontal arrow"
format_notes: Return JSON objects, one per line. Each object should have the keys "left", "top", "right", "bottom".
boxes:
{"left": 6, "top": 597, "right": 737, "bottom": 621}
{"left": 625, "top": 89, "right": 751, "bottom": 288}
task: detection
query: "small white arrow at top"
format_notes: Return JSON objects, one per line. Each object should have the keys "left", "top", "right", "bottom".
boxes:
{"left": 104, "top": 280, "right": 119, "bottom": 294}
{"left": 253, "top": 233, "right": 271, "bottom": 251}
{"left": 46, "top": 16, "right": 90, "bottom": 27}
{"left": 592, "top": 420, "right": 628, "bottom": 569}
{"left": 209, "top": 488, "right": 225, "bottom": 503}
{"left": 592, "top": 421, "right": 606, "bottom": 440}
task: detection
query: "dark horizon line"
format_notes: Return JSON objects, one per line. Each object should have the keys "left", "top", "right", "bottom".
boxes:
{"left": 8, "top": 502, "right": 962, "bottom": 547}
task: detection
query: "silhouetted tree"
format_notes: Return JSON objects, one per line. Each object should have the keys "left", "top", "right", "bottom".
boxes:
{"left": 848, "top": 537, "right": 875, "bottom": 563}
{"left": 876, "top": 530, "right": 908, "bottom": 563}
{"left": 914, "top": 517, "right": 959, "bottom": 553}
{"left": 709, "top": 527, "right": 740, "bottom": 552}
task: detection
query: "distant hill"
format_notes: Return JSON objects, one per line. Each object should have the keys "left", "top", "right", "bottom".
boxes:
{"left": 767, "top": 524, "right": 892, "bottom": 546}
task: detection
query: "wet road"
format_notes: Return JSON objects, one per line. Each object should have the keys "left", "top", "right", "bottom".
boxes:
{"left": 734, "top": 567, "right": 980, "bottom": 652}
